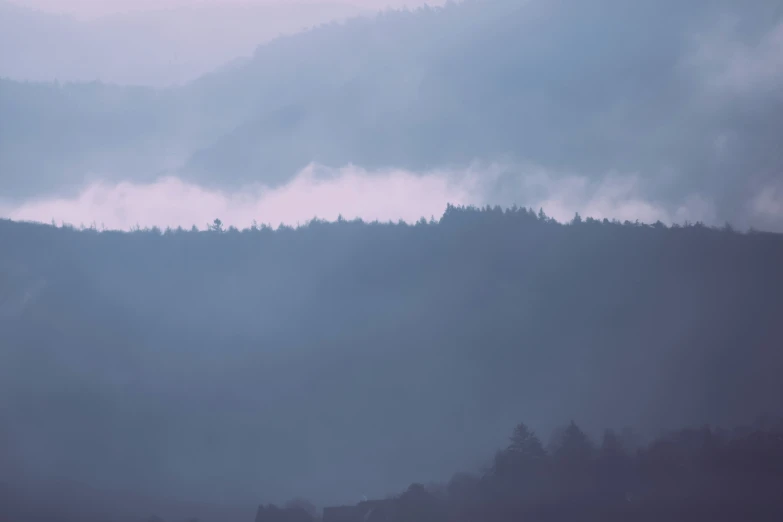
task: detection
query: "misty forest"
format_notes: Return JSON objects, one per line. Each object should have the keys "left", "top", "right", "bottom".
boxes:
{"left": 1, "top": 0, "right": 783, "bottom": 521}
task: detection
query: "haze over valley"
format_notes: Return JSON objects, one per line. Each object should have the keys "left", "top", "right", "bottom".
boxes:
{"left": 1, "top": 1, "right": 783, "bottom": 521}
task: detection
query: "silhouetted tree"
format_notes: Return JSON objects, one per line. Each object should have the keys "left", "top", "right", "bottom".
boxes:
{"left": 208, "top": 218, "right": 223, "bottom": 233}
{"left": 550, "top": 421, "right": 594, "bottom": 462}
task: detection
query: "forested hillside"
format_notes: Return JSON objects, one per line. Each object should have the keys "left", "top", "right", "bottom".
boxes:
{"left": 2, "top": 206, "right": 782, "bottom": 506}
{"left": 3, "top": 418, "right": 783, "bottom": 522}
{"left": 2, "top": 0, "right": 782, "bottom": 231}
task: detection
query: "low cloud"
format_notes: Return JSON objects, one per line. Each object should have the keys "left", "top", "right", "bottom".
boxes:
{"left": 1, "top": 163, "right": 715, "bottom": 231}
{"left": 501, "top": 166, "right": 716, "bottom": 226}
{"left": 2, "top": 164, "right": 488, "bottom": 231}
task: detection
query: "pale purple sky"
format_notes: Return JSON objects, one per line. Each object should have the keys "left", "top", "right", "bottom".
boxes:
{"left": 3, "top": 0, "right": 448, "bottom": 85}
{"left": 16, "top": 0, "right": 443, "bottom": 20}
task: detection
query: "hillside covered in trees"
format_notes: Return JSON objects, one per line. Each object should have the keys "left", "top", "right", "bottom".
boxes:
{"left": 2, "top": 0, "right": 782, "bottom": 231}
{"left": 2, "top": 206, "right": 782, "bottom": 508}
{"left": 3, "top": 417, "right": 783, "bottom": 521}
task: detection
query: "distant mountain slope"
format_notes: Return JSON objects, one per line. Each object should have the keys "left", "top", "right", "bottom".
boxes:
{"left": 0, "top": 79, "right": 186, "bottom": 198}
{"left": 1, "top": 0, "right": 782, "bottom": 228}
{"left": 180, "top": 0, "right": 783, "bottom": 207}
{"left": 1, "top": 208, "right": 782, "bottom": 506}
{"left": 0, "top": 0, "right": 368, "bottom": 86}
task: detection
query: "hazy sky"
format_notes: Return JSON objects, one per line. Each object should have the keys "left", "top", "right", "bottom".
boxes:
{"left": 1, "top": 0, "right": 781, "bottom": 232}
{"left": 16, "top": 0, "right": 445, "bottom": 19}
{"left": 2, "top": 0, "right": 449, "bottom": 85}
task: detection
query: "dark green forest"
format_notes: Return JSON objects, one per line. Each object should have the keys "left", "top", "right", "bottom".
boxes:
{"left": 2, "top": 206, "right": 782, "bottom": 509}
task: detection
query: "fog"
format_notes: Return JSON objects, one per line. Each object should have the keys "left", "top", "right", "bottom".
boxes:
{"left": 2, "top": 163, "right": 717, "bottom": 231}
{"left": 2, "top": 0, "right": 448, "bottom": 87}
{"left": 2, "top": 1, "right": 783, "bottom": 520}
{"left": 686, "top": 11, "right": 783, "bottom": 94}
{"left": 0, "top": 0, "right": 372, "bottom": 86}
{"left": 3, "top": 197, "right": 783, "bottom": 514}
{"left": 18, "top": 0, "right": 445, "bottom": 20}
{"left": 2, "top": 0, "right": 782, "bottom": 231}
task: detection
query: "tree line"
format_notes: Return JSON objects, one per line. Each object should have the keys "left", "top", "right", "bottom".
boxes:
{"left": 6, "top": 417, "right": 782, "bottom": 521}
{"left": 254, "top": 417, "right": 783, "bottom": 522}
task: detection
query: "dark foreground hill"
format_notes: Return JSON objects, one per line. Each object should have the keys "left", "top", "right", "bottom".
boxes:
{"left": 0, "top": 476, "right": 252, "bottom": 522}
{"left": 1, "top": 206, "right": 783, "bottom": 506}
{"left": 3, "top": 419, "right": 783, "bottom": 522}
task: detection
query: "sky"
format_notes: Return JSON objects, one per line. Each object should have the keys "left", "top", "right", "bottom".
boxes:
{"left": 1, "top": 0, "right": 370, "bottom": 85}
{"left": 1, "top": 0, "right": 448, "bottom": 86}
{"left": 1, "top": 0, "right": 781, "bottom": 231}
{"left": 16, "top": 0, "right": 445, "bottom": 19}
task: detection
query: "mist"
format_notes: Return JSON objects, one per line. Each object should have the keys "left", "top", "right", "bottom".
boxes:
{"left": 1, "top": 1, "right": 445, "bottom": 86}
{"left": 2, "top": 0, "right": 782, "bottom": 232}
{"left": 0, "top": 163, "right": 720, "bottom": 231}
{"left": 2, "top": 1, "right": 783, "bottom": 521}
{"left": 1, "top": 164, "right": 487, "bottom": 230}
{"left": 18, "top": 0, "right": 446, "bottom": 20}
{"left": 3, "top": 202, "right": 783, "bottom": 514}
